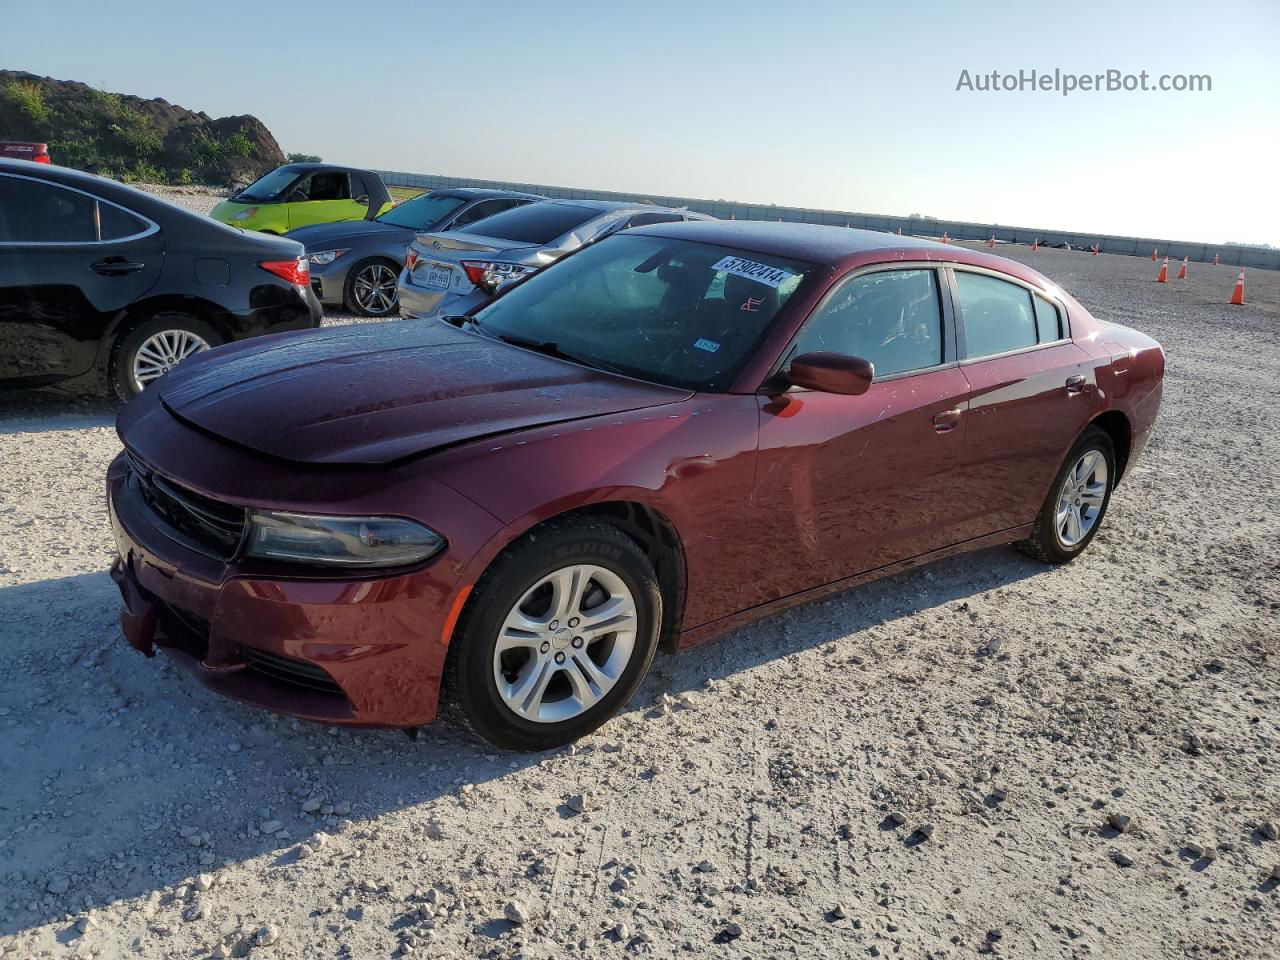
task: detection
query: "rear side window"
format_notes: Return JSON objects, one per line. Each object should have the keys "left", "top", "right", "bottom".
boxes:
{"left": 463, "top": 203, "right": 598, "bottom": 244}
{"left": 955, "top": 272, "right": 1037, "bottom": 358}
{"left": 452, "top": 198, "right": 518, "bottom": 228}
{"left": 627, "top": 212, "right": 683, "bottom": 228}
{"left": 793, "top": 269, "right": 943, "bottom": 377}
{"left": 0, "top": 176, "right": 98, "bottom": 242}
{"left": 1034, "top": 293, "right": 1062, "bottom": 342}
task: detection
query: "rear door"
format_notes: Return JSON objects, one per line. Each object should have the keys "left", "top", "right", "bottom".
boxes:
{"left": 945, "top": 267, "right": 1095, "bottom": 538}
{"left": 0, "top": 173, "right": 162, "bottom": 385}
{"left": 743, "top": 265, "right": 972, "bottom": 605}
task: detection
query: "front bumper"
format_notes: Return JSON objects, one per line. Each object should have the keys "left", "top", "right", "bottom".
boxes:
{"left": 105, "top": 454, "right": 481, "bottom": 727}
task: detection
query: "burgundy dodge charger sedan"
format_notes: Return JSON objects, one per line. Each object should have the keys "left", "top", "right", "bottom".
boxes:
{"left": 108, "top": 222, "right": 1164, "bottom": 750}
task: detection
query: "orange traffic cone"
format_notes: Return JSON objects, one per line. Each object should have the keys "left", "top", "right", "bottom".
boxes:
{"left": 987, "top": 234, "right": 995, "bottom": 249}
{"left": 1032, "top": 239, "right": 1039, "bottom": 252}
{"left": 1213, "top": 253, "right": 1219, "bottom": 266}
{"left": 1092, "top": 244, "right": 1099, "bottom": 255}
{"left": 1228, "top": 268, "right": 1245, "bottom": 305}
{"left": 1177, "top": 257, "right": 1187, "bottom": 279}
{"left": 1156, "top": 257, "right": 1168, "bottom": 283}
{"left": 1152, "top": 248, "right": 1158, "bottom": 261}
{"left": 941, "top": 231, "right": 949, "bottom": 244}
{"left": 897, "top": 227, "right": 903, "bottom": 235}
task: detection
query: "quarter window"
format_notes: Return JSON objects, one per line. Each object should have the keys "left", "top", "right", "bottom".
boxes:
{"left": 1034, "top": 293, "right": 1063, "bottom": 342}
{"left": 0, "top": 176, "right": 147, "bottom": 243}
{"left": 955, "top": 272, "right": 1037, "bottom": 358}
{"left": 792, "top": 269, "right": 943, "bottom": 377}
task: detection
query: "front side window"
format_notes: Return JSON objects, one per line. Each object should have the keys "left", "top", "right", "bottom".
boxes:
{"left": 792, "top": 269, "right": 943, "bottom": 377}
{"left": 452, "top": 198, "right": 514, "bottom": 228}
{"left": 302, "top": 172, "right": 350, "bottom": 201}
{"left": 627, "top": 212, "right": 683, "bottom": 228}
{"left": 955, "top": 271, "right": 1037, "bottom": 358}
{"left": 470, "top": 234, "right": 814, "bottom": 391}
{"left": 0, "top": 176, "right": 98, "bottom": 242}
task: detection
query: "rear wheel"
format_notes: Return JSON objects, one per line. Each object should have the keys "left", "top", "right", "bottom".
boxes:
{"left": 1017, "top": 426, "right": 1115, "bottom": 564}
{"left": 109, "top": 313, "right": 222, "bottom": 401}
{"left": 343, "top": 259, "right": 400, "bottom": 316}
{"left": 443, "top": 519, "right": 662, "bottom": 751}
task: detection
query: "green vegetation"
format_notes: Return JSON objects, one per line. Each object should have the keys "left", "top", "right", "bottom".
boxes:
{"left": 286, "top": 152, "right": 323, "bottom": 163}
{"left": 0, "top": 71, "right": 285, "bottom": 185}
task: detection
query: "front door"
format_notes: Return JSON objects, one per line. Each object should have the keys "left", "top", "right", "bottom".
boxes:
{"left": 0, "top": 173, "right": 163, "bottom": 386}
{"left": 741, "top": 266, "right": 971, "bottom": 608}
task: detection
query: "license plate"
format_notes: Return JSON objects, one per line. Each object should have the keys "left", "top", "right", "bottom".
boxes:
{"left": 418, "top": 262, "right": 452, "bottom": 290}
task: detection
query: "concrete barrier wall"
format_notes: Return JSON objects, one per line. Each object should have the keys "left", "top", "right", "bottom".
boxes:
{"left": 374, "top": 169, "right": 1280, "bottom": 271}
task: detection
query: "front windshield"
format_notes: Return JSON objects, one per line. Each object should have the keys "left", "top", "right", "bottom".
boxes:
{"left": 235, "top": 166, "right": 302, "bottom": 202}
{"left": 378, "top": 192, "right": 465, "bottom": 229}
{"left": 469, "top": 234, "right": 815, "bottom": 392}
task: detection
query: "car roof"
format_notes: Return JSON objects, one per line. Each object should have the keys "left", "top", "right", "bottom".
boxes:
{"left": 274, "top": 162, "right": 381, "bottom": 178}
{"left": 628, "top": 219, "right": 1055, "bottom": 286}
{"left": 435, "top": 187, "right": 545, "bottom": 201}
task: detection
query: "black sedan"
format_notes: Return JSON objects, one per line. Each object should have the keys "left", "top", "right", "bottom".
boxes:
{"left": 0, "top": 160, "right": 321, "bottom": 399}
{"left": 286, "top": 187, "right": 543, "bottom": 316}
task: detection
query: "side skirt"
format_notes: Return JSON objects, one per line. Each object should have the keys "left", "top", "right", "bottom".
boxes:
{"left": 674, "top": 524, "right": 1034, "bottom": 651}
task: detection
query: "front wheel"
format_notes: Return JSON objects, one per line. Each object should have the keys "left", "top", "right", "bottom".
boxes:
{"left": 109, "top": 314, "right": 223, "bottom": 401}
{"left": 442, "top": 520, "right": 662, "bottom": 751}
{"left": 1017, "top": 426, "right": 1116, "bottom": 564}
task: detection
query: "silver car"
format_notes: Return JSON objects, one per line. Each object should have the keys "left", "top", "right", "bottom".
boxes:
{"left": 397, "top": 199, "right": 713, "bottom": 319}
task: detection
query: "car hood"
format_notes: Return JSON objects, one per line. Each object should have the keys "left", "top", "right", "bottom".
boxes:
{"left": 155, "top": 322, "right": 690, "bottom": 466}
{"left": 285, "top": 220, "right": 411, "bottom": 250}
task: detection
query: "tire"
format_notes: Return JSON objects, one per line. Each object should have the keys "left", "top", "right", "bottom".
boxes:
{"left": 1016, "top": 425, "right": 1116, "bottom": 564}
{"left": 443, "top": 519, "right": 662, "bottom": 751}
{"left": 109, "top": 313, "right": 223, "bottom": 401}
{"left": 343, "top": 258, "right": 400, "bottom": 317}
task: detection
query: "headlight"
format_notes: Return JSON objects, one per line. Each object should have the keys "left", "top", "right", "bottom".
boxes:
{"left": 230, "top": 207, "right": 259, "bottom": 221}
{"left": 307, "top": 249, "right": 348, "bottom": 266}
{"left": 244, "top": 511, "right": 445, "bottom": 568}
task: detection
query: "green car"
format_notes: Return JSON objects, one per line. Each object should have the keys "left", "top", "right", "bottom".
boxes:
{"left": 210, "top": 163, "right": 394, "bottom": 234}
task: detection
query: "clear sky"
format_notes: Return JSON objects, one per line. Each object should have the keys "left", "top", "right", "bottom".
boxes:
{"left": 3, "top": 0, "right": 1277, "bottom": 244}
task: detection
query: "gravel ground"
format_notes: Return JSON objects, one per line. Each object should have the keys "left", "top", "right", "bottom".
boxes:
{"left": 1, "top": 195, "right": 1278, "bottom": 960}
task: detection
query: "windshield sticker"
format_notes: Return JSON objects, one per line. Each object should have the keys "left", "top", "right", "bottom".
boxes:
{"left": 712, "top": 255, "right": 798, "bottom": 289}
{"left": 693, "top": 338, "right": 721, "bottom": 353}
{"left": 740, "top": 296, "right": 764, "bottom": 312}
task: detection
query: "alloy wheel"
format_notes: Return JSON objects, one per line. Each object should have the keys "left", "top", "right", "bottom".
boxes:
{"left": 1054, "top": 449, "right": 1108, "bottom": 548}
{"left": 352, "top": 263, "right": 398, "bottom": 315}
{"left": 493, "top": 564, "right": 638, "bottom": 724}
{"left": 131, "top": 329, "right": 211, "bottom": 392}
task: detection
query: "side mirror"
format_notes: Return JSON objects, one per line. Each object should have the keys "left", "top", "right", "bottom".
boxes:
{"left": 787, "top": 352, "right": 874, "bottom": 395}
{"left": 355, "top": 195, "right": 369, "bottom": 205}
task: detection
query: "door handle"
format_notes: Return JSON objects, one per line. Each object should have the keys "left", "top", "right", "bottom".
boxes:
{"left": 91, "top": 257, "right": 145, "bottom": 276}
{"left": 1065, "top": 375, "right": 1086, "bottom": 395}
{"left": 933, "top": 408, "right": 963, "bottom": 433}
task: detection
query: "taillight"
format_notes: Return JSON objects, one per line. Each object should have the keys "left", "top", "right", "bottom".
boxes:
{"left": 460, "top": 260, "right": 491, "bottom": 287}
{"left": 259, "top": 258, "right": 310, "bottom": 286}
{"left": 33, "top": 153, "right": 51, "bottom": 164}
{"left": 405, "top": 247, "right": 419, "bottom": 271}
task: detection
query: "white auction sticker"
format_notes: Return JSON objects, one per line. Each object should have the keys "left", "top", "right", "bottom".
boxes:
{"left": 711, "top": 256, "right": 797, "bottom": 289}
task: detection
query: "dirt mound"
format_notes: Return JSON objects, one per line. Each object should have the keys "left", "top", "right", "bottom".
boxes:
{"left": 0, "top": 70, "right": 285, "bottom": 186}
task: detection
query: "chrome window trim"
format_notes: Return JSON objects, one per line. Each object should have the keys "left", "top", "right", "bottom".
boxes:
{"left": 0, "top": 172, "right": 159, "bottom": 247}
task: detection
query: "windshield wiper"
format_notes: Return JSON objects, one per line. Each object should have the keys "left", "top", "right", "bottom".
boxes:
{"left": 492, "top": 332, "right": 627, "bottom": 376}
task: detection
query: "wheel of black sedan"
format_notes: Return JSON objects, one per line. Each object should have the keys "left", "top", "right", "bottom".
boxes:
{"left": 1017, "top": 425, "right": 1116, "bottom": 564}
{"left": 443, "top": 519, "right": 662, "bottom": 751}
{"left": 110, "top": 313, "right": 223, "bottom": 401}
{"left": 344, "top": 259, "right": 400, "bottom": 316}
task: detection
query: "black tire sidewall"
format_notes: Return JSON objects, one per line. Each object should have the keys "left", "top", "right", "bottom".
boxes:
{"left": 449, "top": 524, "right": 662, "bottom": 751}
{"left": 110, "top": 313, "right": 223, "bottom": 401}
{"left": 1035, "top": 427, "right": 1117, "bottom": 562}
{"left": 343, "top": 258, "right": 399, "bottom": 317}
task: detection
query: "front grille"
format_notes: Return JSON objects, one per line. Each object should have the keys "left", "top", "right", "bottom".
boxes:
{"left": 244, "top": 647, "right": 345, "bottom": 697}
{"left": 128, "top": 453, "right": 247, "bottom": 559}
{"left": 158, "top": 601, "right": 211, "bottom": 660}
